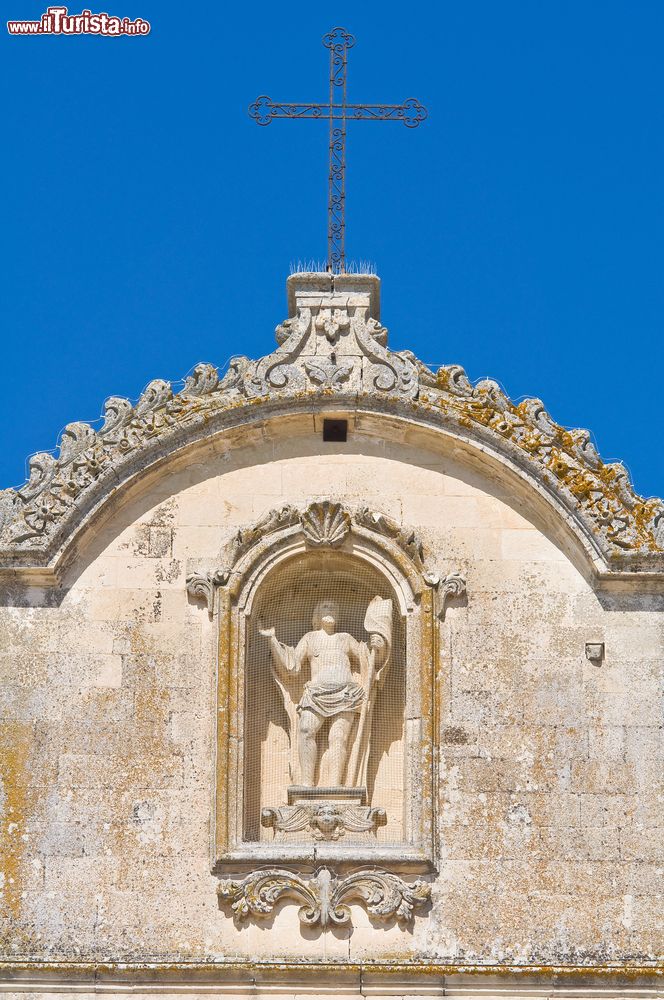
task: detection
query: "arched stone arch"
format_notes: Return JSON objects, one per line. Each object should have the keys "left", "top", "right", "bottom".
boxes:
{"left": 186, "top": 500, "right": 458, "bottom": 876}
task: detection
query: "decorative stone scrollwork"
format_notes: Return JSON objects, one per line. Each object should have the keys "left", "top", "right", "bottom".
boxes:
{"left": 185, "top": 569, "right": 230, "bottom": 615}
{"left": 304, "top": 357, "right": 354, "bottom": 388}
{"left": 430, "top": 366, "right": 664, "bottom": 556}
{"left": 261, "top": 802, "right": 386, "bottom": 842}
{"left": 218, "top": 866, "right": 430, "bottom": 928}
{"left": 1, "top": 273, "right": 662, "bottom": 571}
{"left": 242, "top": 309, "right": 311, "bottom": 399}
{"left": 438, "top": 572, "right": 467, "bottom": 618}
{"left": 186, "top": 501, "right": 464, "bottom": 616}
{"left": 355, "top": 506, "right": 427, "bottom": 574}
{"left": 231, "top": 505, "right": 300, "bottom": 562}
{"left": 355, "top": 314, "right": 419, "bottom": 398}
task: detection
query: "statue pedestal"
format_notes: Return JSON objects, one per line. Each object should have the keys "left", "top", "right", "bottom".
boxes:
{"left": 262, "top": 786, "right": 386, "bottom": 844}
{"left": 287, "top": 785, "right": 367, "bottom": 806}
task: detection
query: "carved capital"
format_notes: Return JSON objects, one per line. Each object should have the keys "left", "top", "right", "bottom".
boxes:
{"left": 218, "top": 866, "right": 430, "bottom": 928}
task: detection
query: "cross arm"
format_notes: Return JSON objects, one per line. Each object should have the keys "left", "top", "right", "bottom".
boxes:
{"left": 249, "top": 96, "right": 427, "bottom": 128}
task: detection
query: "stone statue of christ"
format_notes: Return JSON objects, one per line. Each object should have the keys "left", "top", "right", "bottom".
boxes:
{"left": 260, "top": 598, "right": 391, "bottom": 788}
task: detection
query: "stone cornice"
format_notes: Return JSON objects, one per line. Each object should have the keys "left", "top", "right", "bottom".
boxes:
{"left": 0, "top": 959, "right": 661, "bottom": 984}
{"left": 0, "top": 274, "right": 661, "bottom": 580}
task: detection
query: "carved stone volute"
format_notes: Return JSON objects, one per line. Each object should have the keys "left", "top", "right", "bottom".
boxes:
{"left": 0, "top": 272, "right": 662, "bottom": 574}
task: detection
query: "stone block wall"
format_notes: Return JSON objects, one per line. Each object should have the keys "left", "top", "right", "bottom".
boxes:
{"left": 0, "top": 430, "right": 662, "bottom": 967}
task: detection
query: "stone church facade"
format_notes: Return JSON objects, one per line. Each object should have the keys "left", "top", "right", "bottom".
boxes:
{"left": 0, "top": 273, "right": 662, "bottom": 997}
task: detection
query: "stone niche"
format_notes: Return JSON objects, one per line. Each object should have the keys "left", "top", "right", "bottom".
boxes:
{"left": 245, "top": 552, "right": 405, "bottom": 847}
{"left": 188, "top": 501, "right": 459, "bottom": 879}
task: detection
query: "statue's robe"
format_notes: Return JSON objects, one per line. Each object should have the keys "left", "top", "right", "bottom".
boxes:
{"left": 269, "top": 630, "right": 372, "bottom": 785}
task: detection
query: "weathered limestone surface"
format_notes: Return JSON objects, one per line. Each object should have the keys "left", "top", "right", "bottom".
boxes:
{"left": 1, "top": 442, "right": 662, "bottom": 959}
{"left": 0, "top": 276, "right": 661, "bottom": 994}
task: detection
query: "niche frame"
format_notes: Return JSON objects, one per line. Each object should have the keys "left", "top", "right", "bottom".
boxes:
{"left": 186, "top": 500, "right": 466, "bottom": 875}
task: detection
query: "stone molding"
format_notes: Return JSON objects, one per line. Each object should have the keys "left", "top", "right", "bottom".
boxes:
{"left": 0, "top": 961, "right": 661, "bottom": 989}
{"left": 1, "top": 273, "right": 662, "bottom": 578}
{"left": 186, "top": 500, "right": 466, "bottom": 617}
{"left": 217, "top": 866, "right": 430, "bottom": 928}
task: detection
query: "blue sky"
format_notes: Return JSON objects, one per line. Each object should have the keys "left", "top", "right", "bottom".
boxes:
{"left": 2, "top": 2, "right": 663, "bottom": 497}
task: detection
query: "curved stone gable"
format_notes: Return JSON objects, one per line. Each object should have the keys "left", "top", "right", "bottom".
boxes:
{"left": 0, "top": 274, "right": 662, "bottom": 580}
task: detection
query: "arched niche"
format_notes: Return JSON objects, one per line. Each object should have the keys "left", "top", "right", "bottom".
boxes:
{"left": 243, "top": 550, "right": 406, "bottom": 843}
{"left": 207, "top": 502, "right": 444, "bottom": 874}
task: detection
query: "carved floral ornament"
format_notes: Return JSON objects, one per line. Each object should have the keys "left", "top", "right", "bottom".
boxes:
{"left": 186, "top": 500, "right": 467, "bottom": 615}
{"left": 0, "top": 279, "right": 662, "bottom": 574}
{"left": 218, "top": 867, "right": 430, "bottom": 929}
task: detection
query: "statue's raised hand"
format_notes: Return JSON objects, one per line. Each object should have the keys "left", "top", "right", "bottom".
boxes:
{"left": 259, "top": 624, "right": 276, "bottom": 638}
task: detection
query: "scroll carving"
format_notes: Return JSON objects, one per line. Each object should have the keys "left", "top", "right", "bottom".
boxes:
{"left": 185, "top": 569, "right": 230, "bottom": 615}
{"left": 218, "top": 866, "right": 430, "bottom": 928}
{"left": 242, "top": 310, "right": 311, "bottom": 398}
{"left": 354, "top": 312, "right": 419, "bottom": 398}
{"left": 438, "top": 572, "right": 467, "bottom": 618}
{"left": 1, "top": 280, "right": 662, "bottom": 566}
{"left": 355, "top": 506, "right": 427, "bottom": 573}
{"left": 186, "top": 502, "right": 465, "bottom": 616}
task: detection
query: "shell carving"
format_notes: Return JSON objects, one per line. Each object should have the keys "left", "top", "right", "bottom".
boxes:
{"left": 301, "top": 501, "right": 350, "bottom": 548}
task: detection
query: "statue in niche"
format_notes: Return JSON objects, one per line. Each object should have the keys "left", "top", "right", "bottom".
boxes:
{"left": 259, "top": 597, "right": 392, "bottom": 791}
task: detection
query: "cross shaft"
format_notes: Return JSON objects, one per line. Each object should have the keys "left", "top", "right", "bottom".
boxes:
{"left": 249, "top": 27, "right": 427, "bottom": 274}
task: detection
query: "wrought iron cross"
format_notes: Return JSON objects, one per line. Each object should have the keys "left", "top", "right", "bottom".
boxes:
{"left": 249, "top": 27, "right": 427, "bottom": 274}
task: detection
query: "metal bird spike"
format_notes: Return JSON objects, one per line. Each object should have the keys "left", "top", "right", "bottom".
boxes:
{"left": 249, "top": 27, "right": 427, "bottom": 274}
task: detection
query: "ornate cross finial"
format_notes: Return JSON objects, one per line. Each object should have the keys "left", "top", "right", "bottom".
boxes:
{"left": 249, "top": 27, "right": 427, "bottom": 274}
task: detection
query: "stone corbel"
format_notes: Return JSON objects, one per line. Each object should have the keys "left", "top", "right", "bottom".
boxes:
{"left": 261, "top": 801, "right": 387, "bottom": 842}
{"left": 185, "top": 568, "right": 230, "bottom": 615}
{"left": 301, "top": 500, "right": 350, "bottom": 547}
{"left": 218, "top": 866, "right": 430, "bottom": 929}
{"left": 436, "top": 572, "right": 467, "bottom": 619}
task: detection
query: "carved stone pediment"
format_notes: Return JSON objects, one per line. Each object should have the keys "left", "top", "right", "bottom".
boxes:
{"left": 0, "top": 272, "right": 662, "bottom": 578}
{"left": 240, "top": 277, "right": 419, "bottom": 401}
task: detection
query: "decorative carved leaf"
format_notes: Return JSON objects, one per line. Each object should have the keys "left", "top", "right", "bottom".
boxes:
{"left": 231, "top": 505, "right": 300, "bottom": 562}
{"left": 330, "top": 869, "right": 430, "bottom": 925}
{"left": 218, "top": 867, "right": 429, "bottom": 928}
{"left": 354, "top": 506, "right": 427, "bottom": 573}
{"left": 314, "top": 308, "right": 351, "bottom": 344}
{"left": 1, "top": 282, "right": 663, "bottom": 563}
{"left": 182, "top": 363, "right": 219, "bottom": 397}
{"left": 304, "top": 357, "right": 354, "bottom": 388}
{"left": 218, "top": 869, "right": 321, "bottom": 926}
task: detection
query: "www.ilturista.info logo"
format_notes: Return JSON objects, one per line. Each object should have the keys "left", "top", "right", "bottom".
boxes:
{"left": 7, "top": 6, "right": 150, "bottom": 34}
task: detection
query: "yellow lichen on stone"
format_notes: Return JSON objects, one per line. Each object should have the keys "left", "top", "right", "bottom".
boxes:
{"left": 0, "top": 722, "right": 33, "bottom": 918}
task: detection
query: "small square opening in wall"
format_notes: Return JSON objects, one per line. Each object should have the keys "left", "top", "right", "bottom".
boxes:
{"left": 323, "top": 419, "right": 348, "bottom": 442}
